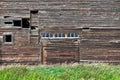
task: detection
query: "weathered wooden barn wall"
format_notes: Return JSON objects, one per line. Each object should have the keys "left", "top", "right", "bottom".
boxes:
{"left": 80, "top": 29, "right": 120, "bottom": 63}
{"left": 0, "top": 0, "right": 120, "bottom": 28}
{"left": 0, "top": 28, "right": 40, "bottom": 64}
{"left": 0, "top": 1, "right": 40, "bottom": 64}
{"left": 0, "top": 0, "right": 120, "bottom": 64}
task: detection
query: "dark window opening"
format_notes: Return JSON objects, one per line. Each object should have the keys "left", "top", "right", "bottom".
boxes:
{"left": 22, "top": 18, "right": 30, "bottom": 28}
{"left": 30, "top": 10, "right": 38, "bottom": 14}
{"left": 67, "top": 33, "right": 71, "bottom": 37}
{"left": 49, "top": 33, "right": 53, "bottom": 37}
{"left": 71, "top": 33, "right": 74, "bottom": 37}
{"left": 74, "top": 33, "right": 78, "bottom": 37}
{"left": 46, "top": 33, "right": 49, "bottom": 37}
{"left": 55, "top": 33, "right": 65, "bottom": 37}
{"left": 61, "top": 33, "right": 65, "bottom": 37}
{"left": 42, "top": 33, "right": 53, "bottom": 38}
{"left": 5, "top": 35, "right": 12, "bottom": 42}
{"left": 4, "top": 22, "right": 12, "bottom": 24}
{"left": 67, "top": 33, "right": 78, "bottom": 37}
{"left": 31, "top": 26, "right": 36, "bottom": 29}
{"left": 13, "top": 20, "right": 21, "bottom": 27}
{"left": 55, "top": 33, "right": 58, "bottom": 37}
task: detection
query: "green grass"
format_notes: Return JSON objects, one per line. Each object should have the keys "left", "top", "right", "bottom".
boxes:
{"left": 0, "top": 63, "right": 120, "bottom": 80}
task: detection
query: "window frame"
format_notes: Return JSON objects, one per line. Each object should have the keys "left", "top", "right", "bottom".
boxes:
{"left": 42, "top": 33, "right": 53, "bottom": 38}
{"left": 67, "top": 33, "right": 79, "bottom": 38}
{"left": 3, "top": 32, "right": 14, "bottom": 44}
{"left": 54, "top": 33, "right": 65, "bottom": 38}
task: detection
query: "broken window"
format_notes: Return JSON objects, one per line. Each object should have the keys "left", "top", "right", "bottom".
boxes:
{"left": 55, "top": 33, "right": 65, "bottom": 37}
{"left": 22, "top": 18, "right": 30, "bottom": 28}
{"left": 42, "top": 33, "right": 53, "bottom": 38}
{"left": 3, "top": 33, "right": 13, "bottom": 44}
{"left": 13, "top": 20, "right": 21, "bottom": 27}
{"left": 67, "top": 33, "right": 78, "bottom": 37}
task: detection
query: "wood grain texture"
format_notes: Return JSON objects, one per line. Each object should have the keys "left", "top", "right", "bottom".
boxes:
{"left": 0, "top": 0, "right": 120, "bottom": 64}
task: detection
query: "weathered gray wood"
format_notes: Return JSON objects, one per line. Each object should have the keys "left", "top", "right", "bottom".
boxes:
{"left": 0, "top": 0, "right": 120, "bottom": 64}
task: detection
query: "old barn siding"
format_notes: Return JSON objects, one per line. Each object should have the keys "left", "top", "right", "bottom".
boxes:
{"left": 0, "top": 0, "right": 120, "bottom": 64}
{"left": 80, "top": 29, "right": 120, "bottom": 62}
{"left": 0, "top": 28, "right": 40, "bottom": 64}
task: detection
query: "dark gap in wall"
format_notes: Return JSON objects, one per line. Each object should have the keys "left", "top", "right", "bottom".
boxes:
{"left": 5, "top": 35, "right": 12, "bottom": 42}
{"left": 31, "top": 26, "right": 35, "bottom": 29}
{"left": 82, "top": 27, "right": 90, "bottom": 30}
{"left": 13, "top": 20, "right": 21, "bottom": 27}
{"left": 4, "top": 22, "right": 12, "bottom": 24}
{"left": 31, "top": 26, "right": 38, "bottom": 29}
{"left": 30, "top": 10, "right": 38, "bottom": 14}
{"left": 82, "top": 27, "right": 90, "bottom": 31}
{"left": 4, "top": 16, "right": 11, "bottom": 18}
{"left": 22, "top": 18, "right": 30, "bottom": 28}
{"left": 59, "top": 13, "right": 62, "bottom": 16}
